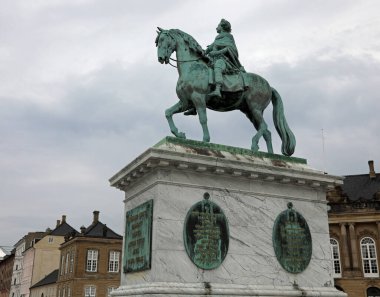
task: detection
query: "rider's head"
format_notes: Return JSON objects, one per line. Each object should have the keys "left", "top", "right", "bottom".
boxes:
{"left": 219, "top": 19, "right": 231, "bottom": 33}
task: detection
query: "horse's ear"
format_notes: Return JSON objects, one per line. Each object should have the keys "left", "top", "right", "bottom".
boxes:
{"left": 157, "top": 27, "right": 163, "bottom": 32}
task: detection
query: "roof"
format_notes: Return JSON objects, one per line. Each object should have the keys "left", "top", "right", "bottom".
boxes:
{"left": 50, "top": 222, "right": 78, "bottom": 236}
{"left": 30, "top": 269, "right": 58, "bottom": 289}
{"left": 84, "top": 221, "right": 122, "bottom": 239}
{"left": 14, "top": 232, "right": 46, "bottom": 249}
{"left": 0, "top": 246, "right": 13, "bottom": 255}
{"left": 0, "top": 247, "right": 14, "bottom": 261}
{"left": 1, "top": 250, "right": 15, "bottom": 262}
{"left": 342, "top": 173, "right": 380, "bottom": 201}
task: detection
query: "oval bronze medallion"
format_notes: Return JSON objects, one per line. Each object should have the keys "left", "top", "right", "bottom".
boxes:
{"left": 183, "top": 193, "right": 229, "bottom": 270}
{"left": 272, "top": 202, "right": 312, "bottom": 274}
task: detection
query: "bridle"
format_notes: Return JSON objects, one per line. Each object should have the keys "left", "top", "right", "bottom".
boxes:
{"left": 158, "top": 30, "right": 202, "bottom": 68}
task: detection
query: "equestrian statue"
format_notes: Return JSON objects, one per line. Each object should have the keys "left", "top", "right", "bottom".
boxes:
{"left": 155, "top": 19, "right": 296, "bottom": 156}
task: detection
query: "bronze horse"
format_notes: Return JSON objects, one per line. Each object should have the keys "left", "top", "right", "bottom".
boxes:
{"left": 156, "top": 28, "right": 295, "bottom": 156}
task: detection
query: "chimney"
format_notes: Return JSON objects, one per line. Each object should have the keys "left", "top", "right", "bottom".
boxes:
{"left": 80, "top": 226, "right": 86, "bottom": 234}
{"left": 61, "top": 215, "right": 66, "bottom": 224}
{"left": 56, "top": 220, "right": 60, "bottom": 228}
{"left": 93, "top": 211, "right": 100, "bottom": 223}
{"left": 369, "top": 160, "right": 376, "bottom": 179}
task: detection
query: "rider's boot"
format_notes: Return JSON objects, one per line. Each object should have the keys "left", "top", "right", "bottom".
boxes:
{"left": 208, "top": 66, "right": 223, "bottom": 98}
{"left": 208, "top": 83, "right": 222, "bottom": 98}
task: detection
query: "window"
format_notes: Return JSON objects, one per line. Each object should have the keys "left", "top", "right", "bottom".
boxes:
{"left": 63, "top": 287, "right": 65, "bottom": 297}
{"left": 107, "top": 287, "right": 116, "bottom": 297}
{"left": 70, "top": 251, "right": 74, "bottom": 273}
{"left": 330, "top": 238, "right": 342, "bottom": 277}
{"left": 86, "top": 250, "right": 98, "bottom": 272}
{"left": 65, "top": 253, "right": 69, "bottom": 274}
{"left": 368, "top": 287, "right": 380, "bottom": 297}
{"left": 108, "top": 251, "right": 120, "bottom": 272}
{"left": 48, "top": 237, "right": 53, "bottom": 243}
{"left": 61, "top": 255, "right": 65, "bottom": 275}
{"left": 67, "top": 287, "right": 71, "bottom": 297}
{"left": 84, "top": 286, "right": 96, "bottom": 297}
{"left": 361, "top": 237, "right": 379, "bottom": 277}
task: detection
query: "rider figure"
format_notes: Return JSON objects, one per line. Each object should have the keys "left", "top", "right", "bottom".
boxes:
{"left": 206, "top": 19, "right": 245, "bottom": 98}
{"left": 184, "top": 19, "right": 245, "bottom": 116}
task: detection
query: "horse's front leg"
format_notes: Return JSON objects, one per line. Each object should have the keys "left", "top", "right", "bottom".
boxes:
{"left": 193, "top": 94, "right": 210, "bottom": 142}
{"left": 165, "top": 101, "right": 186, "bottom": 139}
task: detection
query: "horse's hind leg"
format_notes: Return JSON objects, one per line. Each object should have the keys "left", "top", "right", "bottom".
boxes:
{"left": 245, "top": 107, "right": 273, "bottom": 154}
{"left": 165, "top": 101, "right": 186, "bottom": 139}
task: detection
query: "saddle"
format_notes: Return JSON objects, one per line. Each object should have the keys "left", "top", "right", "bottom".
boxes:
{"left": 208, "top": 68, "right": 249, "bottom": 92}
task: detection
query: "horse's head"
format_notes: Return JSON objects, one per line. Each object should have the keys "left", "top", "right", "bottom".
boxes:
{"left": 155, "top": 27, "right": 176, "bottom": 64}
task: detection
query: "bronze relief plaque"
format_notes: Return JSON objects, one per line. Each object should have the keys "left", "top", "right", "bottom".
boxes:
{"left": 123, "top": 199, "right": 153, "bottom": 273}
{"left": 183, "top": 193, "right": 229, "bottom": 270}
{"left": 272, "top": 202, "right": 312, "bottom": 274}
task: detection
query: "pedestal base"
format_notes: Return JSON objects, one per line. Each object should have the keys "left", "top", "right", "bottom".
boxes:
{"left": 110, "top": 137, "right": 346, "bottom": 297}
{"left": 112, "top": 282, "right": 346, "bottom": 296}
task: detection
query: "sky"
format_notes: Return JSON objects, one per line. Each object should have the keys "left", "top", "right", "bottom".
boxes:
{"left": 1, "top": 0, "right": 379, "bottom": 246}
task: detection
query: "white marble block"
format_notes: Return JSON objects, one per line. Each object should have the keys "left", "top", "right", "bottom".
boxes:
{"left": 110, "top": 137, "right": 346, "bottom": 297}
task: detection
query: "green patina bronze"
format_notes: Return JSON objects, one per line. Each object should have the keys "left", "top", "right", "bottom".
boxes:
{"left": 183, "top": 193, "right": 229, "bottom": 270}
{"left": 272, "top": 202, "right": 312, "bottom": 274}
{"left": 124, "top": 200, "right": 153, "bottom": 273}
{"left": 155, "top": 19, "right": 296, "bottom": 156}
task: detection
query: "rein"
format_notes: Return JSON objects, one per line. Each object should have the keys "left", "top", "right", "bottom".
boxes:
{"left": 168, "top": 57, "right": 202, "bottom": 68}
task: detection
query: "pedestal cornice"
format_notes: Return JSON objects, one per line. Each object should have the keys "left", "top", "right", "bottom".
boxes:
{"left": 109, "top": 137, "right": 343, "bottom": 191}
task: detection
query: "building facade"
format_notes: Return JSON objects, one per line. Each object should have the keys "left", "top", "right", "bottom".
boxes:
{"left": 0, "top": 251, "right": 15, "bottom": 297}
{"left": 328, "top": 161, "right": 380, "bottom": 297}
{"left": 29, "top": 216, "right": 77, "bottom": 290}
{"left": 29, "top": 270, "right": 58, "bottom": 297}
{"left": 9, "top": 216, "right": 77, "bottom": 297}
{"left": 19, "top": 248, "right": 34, "bottom": 297}
{"left": 56, "top": 211, "right": 122, "bottom": 297}
{"left": 9, "top": 232, "right": 45, "bottom": 297}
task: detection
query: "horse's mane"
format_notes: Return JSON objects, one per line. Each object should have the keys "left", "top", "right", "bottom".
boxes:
{"left": 169, "top": 29, "right": 204, "bottom": 56}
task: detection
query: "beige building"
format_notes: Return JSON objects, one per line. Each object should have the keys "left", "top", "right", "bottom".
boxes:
{"left": 9, "top": 216, "right": 77, "bottom": 297}
{"left": 56, "top": 211, "right": 122, "bottom": 297}
{"left": 29, "top": 216, "right": 77, "bottom": 287}
{"left": 328, "top": 161, "right": 380, "bottom": 297}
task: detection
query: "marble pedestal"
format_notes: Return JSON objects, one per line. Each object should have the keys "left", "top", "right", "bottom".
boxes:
{"left": 110, "top": 137, "right": 346, "bottom": 297}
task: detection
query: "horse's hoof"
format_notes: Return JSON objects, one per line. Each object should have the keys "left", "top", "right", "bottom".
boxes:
{"left": 178, "top": 132, "right": 186, "bottom": 139}
{"left": 251, "top": 145, "right": 259, "bottom": 153}
{"left": 203, "top": 137, "right": 210, "bottom": 143}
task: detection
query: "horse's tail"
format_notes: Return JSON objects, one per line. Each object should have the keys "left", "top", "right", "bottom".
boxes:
{"left": 271, "top": 87, "right": 296, "bottom": 156}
